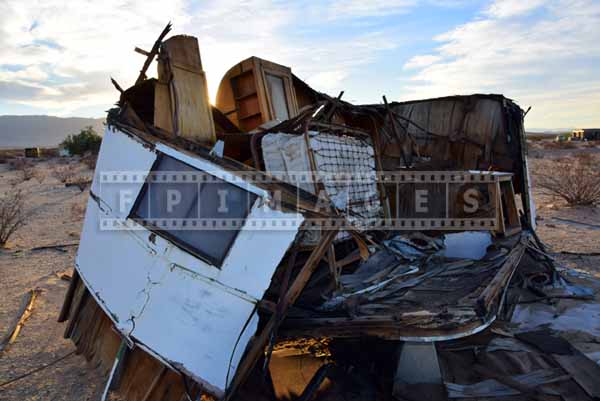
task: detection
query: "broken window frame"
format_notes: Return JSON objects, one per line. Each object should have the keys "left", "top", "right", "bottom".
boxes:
{"left": 129, "top": 152, "right": 258, "bottom": 268}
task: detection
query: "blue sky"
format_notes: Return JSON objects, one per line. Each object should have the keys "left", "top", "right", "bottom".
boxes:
{"left": 0, "top": 0, "right": 598, "bottom": 130}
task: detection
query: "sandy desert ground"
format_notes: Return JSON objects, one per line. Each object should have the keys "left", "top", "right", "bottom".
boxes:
{"left": 0, "top": 142, "right": 599, "bottom": 400}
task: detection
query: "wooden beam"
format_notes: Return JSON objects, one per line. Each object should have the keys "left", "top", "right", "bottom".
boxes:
{"left": 0, "top": 288, "right": 42, "bottom": 356}
{"left": 223, "top": 227, "right": 339, "bottom": 401}
{"left": 135, "top": 22, "right": 172, "bottom": 86}
{"left": 64, "top": 284, "right": 89, "bottom": 339}
{"left": 476, "top": 233, "right": 528, "bottom": 316}
{"left": 58, "top": 268, "right": 79, "bottom": 322}
{"left": 134, "top": 47, "right": 151, "bottom": 57}
{"left": 157, "top": 35, "right": 216, "bottom": 144}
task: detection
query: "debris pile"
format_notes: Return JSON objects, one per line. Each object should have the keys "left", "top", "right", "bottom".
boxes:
{"left": 57, "top": 24, "right": 600, "bottom": 401}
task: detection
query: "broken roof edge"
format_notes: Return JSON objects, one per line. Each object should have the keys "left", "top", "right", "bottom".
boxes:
{"left": 360, "top": 93, "right": 524, "bottom": 110}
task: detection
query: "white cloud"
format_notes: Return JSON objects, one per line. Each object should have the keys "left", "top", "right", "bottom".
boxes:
{"left": 0, "top": 0, "right": 402, "bottom": 114}
{"left": 0, "top": 0, "right": 189, "bottom": 115}
{"left": 403, "top": 55, "right": 441, "bottom": 70}
{"left": 485, "top": 0, "right": 547, "bottom": 18}
{"left": 327, "top": 0, "right": 417, "bottom": 19}
{"left": 401, "top": 0, "right": 600, "bottom": 128}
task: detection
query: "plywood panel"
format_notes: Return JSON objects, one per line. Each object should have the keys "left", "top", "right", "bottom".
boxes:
{"left": 158, "top": 35, "right": 216, "bottom": 145}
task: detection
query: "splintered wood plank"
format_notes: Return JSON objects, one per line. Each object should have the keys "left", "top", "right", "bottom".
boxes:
{"left": 158, "top": 35, "right": 216, "bottom": 145}
{"left": 0, "top": 288, "right": 42, "bottom": 356}
{"left": 223, "top": 227, "right": 339, "bottom": 401}
{"left": 136, "top": 22, "right": 172, "bottom": 85}
{"left": 476, "top": 233, "right": 528, "bottom": 316}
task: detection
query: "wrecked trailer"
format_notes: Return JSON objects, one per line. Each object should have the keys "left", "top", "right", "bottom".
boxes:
{"left": 59, "top": 24, "right": 600, "bottom": 401}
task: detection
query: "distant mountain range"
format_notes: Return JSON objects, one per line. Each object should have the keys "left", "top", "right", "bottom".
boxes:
{"left": 526, "top": 128, "right": 575, "bottom": 134}
{"left": 0, "top": 115, "right": 105, "bottom": 148}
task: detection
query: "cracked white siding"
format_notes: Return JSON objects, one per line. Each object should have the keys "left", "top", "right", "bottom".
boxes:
{"left": 76, "top": 127, "right": 303, "bottom": 395}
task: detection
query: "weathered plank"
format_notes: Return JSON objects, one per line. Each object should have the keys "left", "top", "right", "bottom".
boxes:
{"left": 157, "top": 35, "right": 216, "bottom": 145}
{"left": 58, "top": 268, "right": 79, "bottom": 322}
{"left": 0, "top": 288, "right": 42, "bottom": 356}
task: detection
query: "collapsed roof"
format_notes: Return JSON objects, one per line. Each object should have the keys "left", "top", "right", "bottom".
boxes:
{"left": 58, "top": 24, "right": 600, "bottom": 401}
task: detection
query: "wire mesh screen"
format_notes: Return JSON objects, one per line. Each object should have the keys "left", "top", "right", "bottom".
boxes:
{"left": 262, "top": 131, "right": 382, "bottom": 230}
{"left": 309, "top": 132, "right": 382, "bottom": 227}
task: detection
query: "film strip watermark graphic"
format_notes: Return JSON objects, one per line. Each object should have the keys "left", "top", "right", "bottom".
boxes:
{"left": 97, "top": 170, "right": 503, "bottom": 231}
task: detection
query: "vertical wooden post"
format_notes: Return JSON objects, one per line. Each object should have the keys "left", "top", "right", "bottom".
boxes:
{"left": 155, "top": 35, "right": 216, "bottom": 145}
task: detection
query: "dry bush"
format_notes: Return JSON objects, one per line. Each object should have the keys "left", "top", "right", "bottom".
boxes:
{"left": 537, "top": 154, "right": 600, "bottom": 206}
{"left": 541, "top": 140, "right": 578, "bottom": 150}
{"left": 0, "top": 188, "right": 27, "bottom": 247}
{"left": 65, "top": 175, "right": 92, "bottom": 192}
{"left": 52, "top": 165, "right": 77, "bottom": 184}
{"left": 33, "top": 169, "right": 47, "bottom": 184}
{"left": 10, "top": 158, "right": 36, "bottom": 181}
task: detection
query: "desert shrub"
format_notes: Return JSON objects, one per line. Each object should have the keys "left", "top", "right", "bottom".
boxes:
{"left": 66, "top": 175, "right": 92, "bottom": 192}
{"left": 61, "top": 126, "right": 102, "bottom": 156}
{"left": 52, "top": 166, "right": 77, "bottom": 184}
{"left": 537, "top": 154, "right": 600, "bottom": 206}
{"left": 10, "top": 158, "right": 36, "bottom": 181}
{"left": 0, "top": 189, "right": 27, "bottom": 247}
{"left": 33, "top": 169, "right": 47, "bottom": 184}
{"left": 541, "top": 140, "right": 578, "bottom": 150}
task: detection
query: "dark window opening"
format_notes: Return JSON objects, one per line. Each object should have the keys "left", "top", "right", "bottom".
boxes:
{"left": 130, "top": 153, "right": 258, "bottom": 267}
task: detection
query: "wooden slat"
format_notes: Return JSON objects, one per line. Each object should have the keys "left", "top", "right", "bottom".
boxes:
{"left": 158, "top": 35, "right": 216, "bottom": 145}
{"left": 135, "top": 23, "right": 172, "bottom": 86}
{"left": 64, "top": 283, "right": 89, "bottom": 339}
{"left": 141, "top": 366, "right": 167, "bottom": 401}
{"left": 0, "top": 288, "right": 42, "bottom": 355}
{"left": 223, "top": 227, "right": 339, "bottom": 401}
{"left": 476, "top": 233, "right": 528, "bottom": 316}
{"left": 58, "top": 268, "right": 79, "bottom": 322}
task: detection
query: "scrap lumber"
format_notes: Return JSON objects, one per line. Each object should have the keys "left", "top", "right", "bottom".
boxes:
{"left": 223, "top": 227, "right": 340, "bottom": 401}
{"left": 0, "top": 288, "right": 42, "bottom": 356}
{"left": 156, "top": 35, "right": 216, "bottom": 144}
{"left": 30, "top": 242, "right": 79, "bottom": 252}
{"left": 476, "top": 233, "right": 528, "bottom": 316}
{"left": 135, "top": 22, "right": 172, "bottom": 85}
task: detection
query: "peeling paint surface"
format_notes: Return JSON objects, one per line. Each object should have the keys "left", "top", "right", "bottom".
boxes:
{"left": 76, "top": 127, "right": 303, "bottom": 394}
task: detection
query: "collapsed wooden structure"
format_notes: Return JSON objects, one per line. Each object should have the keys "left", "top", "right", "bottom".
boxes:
{"left": 59, "top": 25, "right": 600, "bottom": 401}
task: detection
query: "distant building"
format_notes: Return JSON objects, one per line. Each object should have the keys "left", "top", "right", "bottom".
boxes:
{"left": 58, "top": 144, "right": 71, "bottom": 157}
{"left": 24, "top": 147, "right": 40, "bottom": 158}
{"left": 572, "top": 128, "right": 600, "bottom": 141}
{"left": 555, "top": 133, "right": 573, "bottom": 142}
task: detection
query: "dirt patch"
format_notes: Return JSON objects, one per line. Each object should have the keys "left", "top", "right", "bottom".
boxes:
{"left": 0, "top": 159, "right": 104, "bottom": 400}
